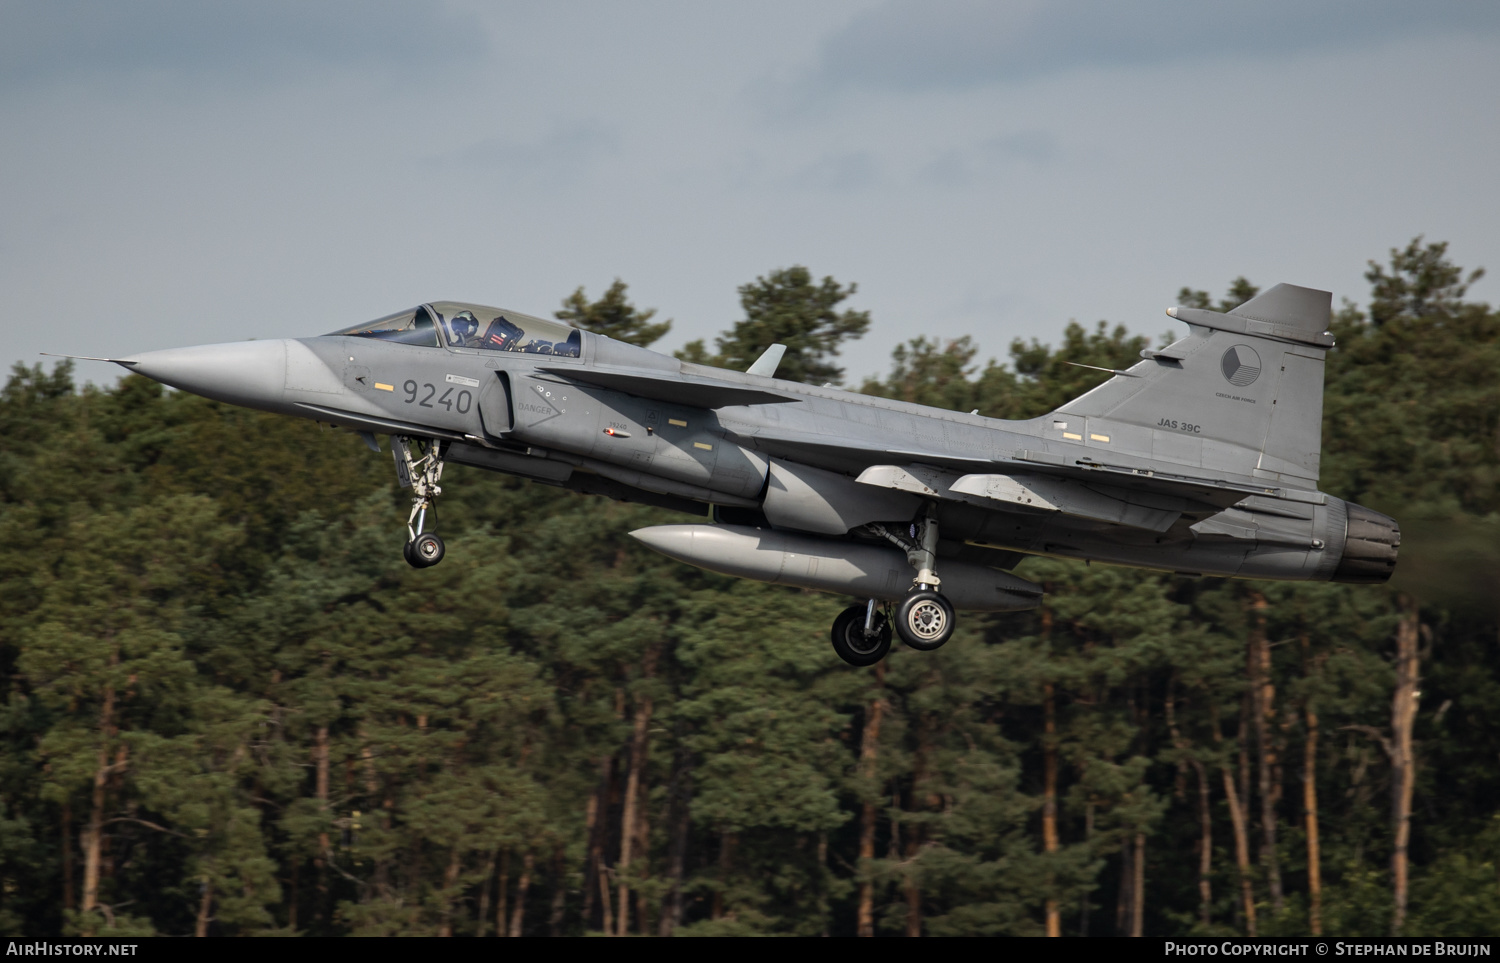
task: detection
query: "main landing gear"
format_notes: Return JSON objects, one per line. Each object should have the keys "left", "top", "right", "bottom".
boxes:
{"left": 832, "top": 600, "right": 892, "bottom": 667}
{"left": 393, "top": 435, "right": 446, "bottom": 569}
{"left": 896, "top": 590, "right": 955, "bottom": 652}
{"left": 833, "top": 508, "right": 958, "bottom": 667}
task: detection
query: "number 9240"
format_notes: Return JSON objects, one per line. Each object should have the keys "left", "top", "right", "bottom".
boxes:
{"left": 403, "top": 380, "right": 472, "bottom": 414}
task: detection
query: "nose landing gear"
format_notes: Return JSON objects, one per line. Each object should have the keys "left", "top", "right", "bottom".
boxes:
{"left": 403, "top": 532, "right": 446, "bottom": 568}
{"left": 393, "top": 436, "right": 447, "bottom": 568}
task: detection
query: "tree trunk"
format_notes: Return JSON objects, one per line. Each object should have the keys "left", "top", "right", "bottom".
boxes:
{"left": 549, "top": 847, "right": 567, "bottom": 938}
{"left": 904, "top": 837, "right": 922, "bottom": 937}
{"left": 315, "top": 724, "right": 330, "bottom": 850}
{"left": 1301, "top": 634, "right": 1324, "bottom": 937}
{"left": 1115, "top": 835, "right": 1131, "bottom": 935}
{"left": 194, "top": 871, "right": 214, "bottom": 937}
{"left": 359, "top": 727, "right": 390, "bottom": 898}
{"left": 1213, "top": 706, "right": 1257, "bottom": 936}
{"left": 510, "top": 851, "right": 533, "bottom": 937}
{"left": 438, "top": 846, "right": 461, "bottom": 936}
{"left": 497, "top": 850, "right": 510, "bottom": 938}
{"left": 1238, "top": 693, "right": 1252, "bottom": 852}
{"left": 581, "top": 761, "right": 603, "bottom": 928}
{"left": 1249, "top": 593, "right": 1284, "bottom": 913}
{"left": 1390, "top": 597, "right": 1421, "bottom": 935}
{"left": 80, "top": 682, "right": 115, "bottom": 932}
{"left": 903, "top": 744, "right": 926, "bottom": 938}
{"left": 1305, "top": 698, "right": 1322, "bottom": 936}
{"left": 477, "top": 848, "right": 497, "bottom": 937}
{"left": 712, "top": 832, "right": 735, "bottom": 921}
{"left": 61, "top": 801, "right": 75, "bottom": 912}
{"left": 1043, "top": 683, "right": 1061, "bottom": 937}
{"left": 1219, "top": 763, "right": 1257, "bottom": 935}
{"left": 904, "top": 729, "right": 927, "bottom": 939}
{"left": 314, "top": 724, "right": 330, "bottom": 923}
{"left": 597, "top": 857, "right": 614, "bottom": 934}
{"left": 819, "top": 832, "right": 831, "bottom": 938}
{"left": 659, "top": 739, "right": 692, "bottom": 936}
{"left": 1189, "top": 758, "right": 1213, "bottom": 926}
{"left": 856, "top": 663, "right": 887, "bottom": 938}
{"left": 1168, "top": 679, "right": 1212, "bottom": 928}
{"left": 617, "top": 686, "right": 654, "bottom": 936}
{"left": 1131, "top": 832, "right": 1145, "bottom": 937}
{"left": 288, "top": 857, "right": 299, "bottom": 932}
{"left": 1079, "top": 802, "right": 1093, "bottom": 937}
{"left": 583, "top": 754, "right": 616, "bottom": 933}
{"left": 635, "top": 801, "right": 651, "bottom": 935}
{"left": 888, "top": 783, "right": 901, "bottom": 859}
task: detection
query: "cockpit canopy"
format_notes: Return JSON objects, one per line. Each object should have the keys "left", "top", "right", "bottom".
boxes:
{"left": 326, "top": 308, "right": 438, "bottom": 346}
{"left": 324, "top": 302, "right": 581, "bottom": 358}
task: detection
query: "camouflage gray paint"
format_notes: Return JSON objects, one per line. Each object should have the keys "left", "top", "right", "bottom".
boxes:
{"left": 111, "top": 283, "right": 1399, "bottom": 658}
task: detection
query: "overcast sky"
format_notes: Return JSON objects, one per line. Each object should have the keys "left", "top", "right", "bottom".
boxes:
{"left": 3, "top": 1, "right": 1498, "bottom": 385}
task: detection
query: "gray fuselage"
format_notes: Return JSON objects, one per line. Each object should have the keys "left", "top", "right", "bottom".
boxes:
{"left": 125, "top": 317, "right": 1390, "bottom": 593}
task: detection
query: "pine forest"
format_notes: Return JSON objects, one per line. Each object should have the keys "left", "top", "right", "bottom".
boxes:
{"left": 1, "top": 239, "right": 1497, "bottom": 938}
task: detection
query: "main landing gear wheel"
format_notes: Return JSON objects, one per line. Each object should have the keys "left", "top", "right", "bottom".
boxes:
{"left": 406, "top": 532, "right": 445, "bottom": 569}
{"left": 831, "top": 604, "right": 892, "bottom": 667}
{"left": 895, "top": 590, "right": 955, "bottom": 651}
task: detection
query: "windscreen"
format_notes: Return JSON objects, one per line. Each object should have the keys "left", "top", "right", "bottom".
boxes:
{"left": 324, "top": 308, "right": 440, "bottom": 346}
{"left": 428, "top": 301, "right": 581, "bottom": 358}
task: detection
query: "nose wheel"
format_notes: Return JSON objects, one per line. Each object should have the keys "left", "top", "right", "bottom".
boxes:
{"left": 393, "top": 435, "right": 448, "bottom": 569}
{"left": 403, "top": 532, "right": 446, "bottom": 569}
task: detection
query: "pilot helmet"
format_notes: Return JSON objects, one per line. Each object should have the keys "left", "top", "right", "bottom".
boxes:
{"left": 451, "top": 311, "right": 478, "bottom": 341}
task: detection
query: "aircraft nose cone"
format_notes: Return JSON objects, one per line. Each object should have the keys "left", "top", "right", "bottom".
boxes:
{"left": 127, "top": 340, "right": 288, "bottom": 409}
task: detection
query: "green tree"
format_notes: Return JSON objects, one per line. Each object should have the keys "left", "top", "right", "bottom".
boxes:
{"left": 1176, "top": 277, "right": 1260, "bottom": 313}
{"left": 1365, "top": 237, "right": 1485, "bottom": 328}
{"left": 682, "top": 267, "right": 870, "bottom": 384}
{"left": 2, "top": 247, "right": 1498, "bottom": 939}
{"left": 556, "top": 279, "right": 672, "bottom": 348}
{"left": 20, "top": 495, "right": 243, "bottom": 936}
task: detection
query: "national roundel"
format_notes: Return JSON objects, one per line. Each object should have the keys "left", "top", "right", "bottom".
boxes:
{"left": 1220, "top": 345, "right": 1262, "bottom": 387}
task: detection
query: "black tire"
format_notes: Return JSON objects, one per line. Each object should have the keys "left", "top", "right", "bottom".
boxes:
{"left": 895, "top": 590, "right": 955, "bottom": 651}
{"left": 831, "top": 604, "right": 892, "bottom": 667}
{"left": 403, "top": 539, "right": 419, "bottom": 568}
{"left": 410, "top": 532, "right": 445, "bottom": 568}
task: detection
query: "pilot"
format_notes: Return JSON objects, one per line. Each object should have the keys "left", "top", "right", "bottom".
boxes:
{"left": 450, "top": 311, "right": 480, "bottom": 347}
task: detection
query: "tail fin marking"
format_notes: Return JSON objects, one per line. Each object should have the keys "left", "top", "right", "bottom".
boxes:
{"left": 1051, "top": 283, "right": 1332, "bottom": 483}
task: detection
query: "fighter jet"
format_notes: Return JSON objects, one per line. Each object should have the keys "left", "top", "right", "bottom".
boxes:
{"left": 85, "top": 283, "right": 1398, "bottom": 666}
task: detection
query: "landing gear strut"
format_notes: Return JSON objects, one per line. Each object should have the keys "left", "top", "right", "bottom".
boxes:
{"left": 394, "top": 435, "right": 446, "bottom": 569}
{"left": 869, "top": 506, "right": 957, "bottom": 652}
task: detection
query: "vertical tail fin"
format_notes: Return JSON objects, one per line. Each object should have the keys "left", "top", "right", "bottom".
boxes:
{"left": 1051, "top": 283, "right": 1333, "bottom": 483}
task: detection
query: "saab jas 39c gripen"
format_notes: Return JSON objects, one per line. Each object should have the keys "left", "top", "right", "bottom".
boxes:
{"left": 82, "top": 283, "right": 1399, "bottom": 666}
